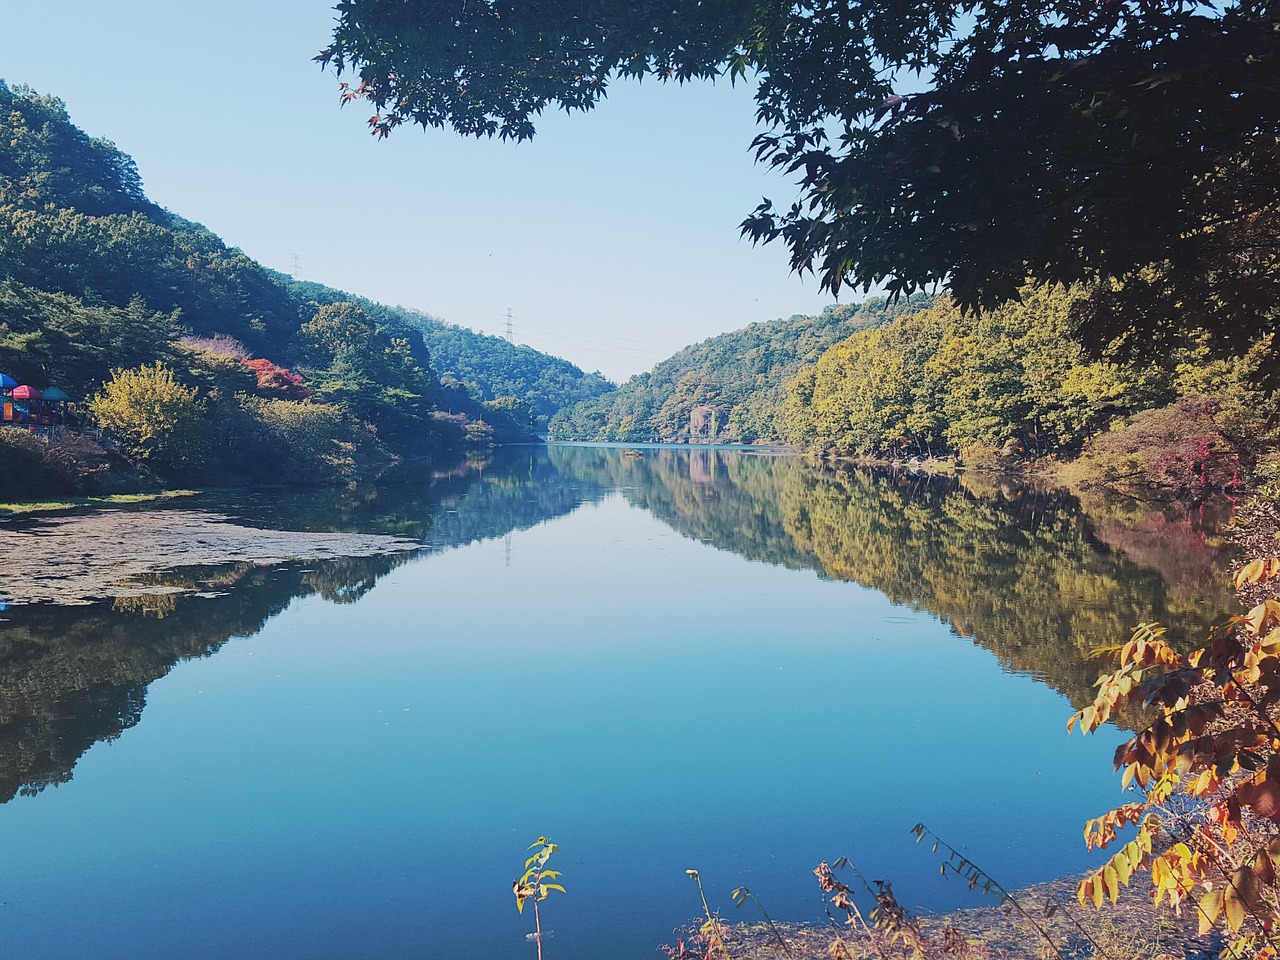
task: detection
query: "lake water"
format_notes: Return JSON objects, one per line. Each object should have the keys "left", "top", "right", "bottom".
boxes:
{"left": 0, "top": 445, "right": 1233, "bottom": 959}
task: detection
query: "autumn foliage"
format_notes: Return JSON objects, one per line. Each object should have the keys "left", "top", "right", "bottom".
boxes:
{"left": 1076, "top": 396, "right": 1247, "bottom": 494}
{"left": 241, "top": 357, "right": 312, "bottom": 400}
{"left": 1071, "top": 558, "right": 1280, "bottom": 956}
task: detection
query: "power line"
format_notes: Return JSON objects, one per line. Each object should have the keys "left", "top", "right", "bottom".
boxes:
{"left": 515, "top": 331, "right": 668, "bottom": 363}
{"left": 507, "top": 312, "right": 679, "bottom": 350}
{"left": 509, "top": 330, "right": 670, "bottom": 363}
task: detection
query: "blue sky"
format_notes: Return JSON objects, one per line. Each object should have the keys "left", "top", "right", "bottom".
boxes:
{"left": 0, "top": 0, "right": 841, "bottom": 381}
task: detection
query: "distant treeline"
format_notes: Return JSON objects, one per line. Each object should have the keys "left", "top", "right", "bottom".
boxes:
{"left": 280, "top": 280, "right": 612, "bottom": 424}
{"left": 0, "top": 80, "right": 610, "bottom": 489}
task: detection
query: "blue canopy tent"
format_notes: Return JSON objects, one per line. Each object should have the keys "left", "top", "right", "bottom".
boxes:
{"left": 40, "top": 387, "right": 70, "bottom": 428}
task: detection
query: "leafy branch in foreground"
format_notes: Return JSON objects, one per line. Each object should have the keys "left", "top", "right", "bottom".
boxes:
{"left": 1070, "top": 557, "right": 1280, "bottom": 958}
{"left": 513, "top": 836, "right": 565, "bottom": 960}
{"left": 320, "top": 2, "right": 1280, "bottom": 367}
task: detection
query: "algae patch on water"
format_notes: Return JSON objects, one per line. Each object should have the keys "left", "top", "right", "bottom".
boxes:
{"left": 0, "top": 507, "right": 422, "bottom": 605}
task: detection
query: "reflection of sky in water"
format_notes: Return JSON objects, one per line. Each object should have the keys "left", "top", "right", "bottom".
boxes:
{"left": 0, "top": 491, "right": 1128, "bottom": 960}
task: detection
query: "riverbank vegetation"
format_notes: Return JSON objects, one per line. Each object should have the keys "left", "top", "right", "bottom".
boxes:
{"left": 0, "top": 80, "right": 610, "bottom": 491}
{"left": 553, "top": 282, "right": 1278, "bottom": 499}
{"left": 778, "top": 285, "right": 1277, "bottom": 494}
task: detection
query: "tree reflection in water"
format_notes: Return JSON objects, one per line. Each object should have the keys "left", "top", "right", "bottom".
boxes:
{"left": 0, "top": 444, "right": 1234, "bottom": 805}
{"left": 547, "top": 445, "right": 1235, "bottom": 713}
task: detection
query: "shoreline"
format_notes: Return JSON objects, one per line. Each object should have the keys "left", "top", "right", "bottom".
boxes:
{"left": 721, "top": 871, "right": 1217, "bottom": 960}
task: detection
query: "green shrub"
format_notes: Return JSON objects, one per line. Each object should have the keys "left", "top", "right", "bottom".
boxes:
{"left": 0, "top": 429, "right": 121, "bottom": 496}
{"left": 233, "top": 396, "right": 391, "bottom": 485}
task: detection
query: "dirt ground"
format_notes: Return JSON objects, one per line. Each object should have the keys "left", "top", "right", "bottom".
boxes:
{"left": 714, "top": 873, "right": 1218, "bottom": 960}
{"left": 0, "top": 508, "right": 423, "bottom": 605}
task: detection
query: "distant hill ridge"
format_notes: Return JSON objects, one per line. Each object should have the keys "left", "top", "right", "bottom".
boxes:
{"left": 549, "top": 295, "right": 933, "bottom": 443}
{"left": 279, "top": 279, "right": 612, "bottom": 422}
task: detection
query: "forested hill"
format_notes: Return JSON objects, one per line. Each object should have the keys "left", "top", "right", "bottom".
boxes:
{"left": 281, "top": 281, "right": 612, "bottom": 421}
{"left": 0, "top": 81, "right": 607, "bottom": 441}
{"left": 406, "top": 312, "right": 614, "bottom": 421}
{"left": 548, "top": 296, "right": 931, "bottom": 443}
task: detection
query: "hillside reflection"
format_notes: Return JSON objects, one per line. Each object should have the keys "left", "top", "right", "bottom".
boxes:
{"left": 547, "top": 445, "right": 1235, "bottom": 710}
{"left": 0, "top": 447, "right": 606, "bottom": 803}
{"left": 0, "top": 445, "right": 1234, "bottom": 805}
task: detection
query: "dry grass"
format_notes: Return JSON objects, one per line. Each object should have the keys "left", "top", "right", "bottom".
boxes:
{"left": 704, "top": 873, "right": 1217, "bottom": 960}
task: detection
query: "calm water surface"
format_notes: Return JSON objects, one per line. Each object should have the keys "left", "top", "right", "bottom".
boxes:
{"left": 0, "top": 446, "right": 1233, "bottom": 959}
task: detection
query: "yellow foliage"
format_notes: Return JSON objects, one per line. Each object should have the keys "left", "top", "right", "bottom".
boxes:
{"left": 88, "top": 362, "right": 208, "bottom": 471}
{"left": 1073, "top": 556, "right": 1280, "bottom": 954}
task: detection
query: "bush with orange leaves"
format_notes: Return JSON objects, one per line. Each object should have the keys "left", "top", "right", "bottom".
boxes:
{"left": 1071, "top": 556, "right": 1280, "bottom": 958}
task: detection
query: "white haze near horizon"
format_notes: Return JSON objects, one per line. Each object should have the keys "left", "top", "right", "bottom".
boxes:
{"left": 0, "top": 0, "right": 845, "bottom": 383}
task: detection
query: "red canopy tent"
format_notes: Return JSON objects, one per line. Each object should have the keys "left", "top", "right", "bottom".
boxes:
{"left": 5, "top": 385, "right": 42, "bottom": 427}
{"left": 3, "top": 383, "right": 71, "bottom": 430}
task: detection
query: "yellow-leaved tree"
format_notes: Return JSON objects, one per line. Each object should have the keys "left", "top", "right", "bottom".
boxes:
{"left": 89, "top": 362, "right": 209, "bottom": 473}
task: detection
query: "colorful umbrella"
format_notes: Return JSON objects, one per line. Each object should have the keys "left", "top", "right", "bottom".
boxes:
{"left": 0, "top": 374, "right": 15, "bottom": 390}
{"left": 11, "top": 385, "right": 41, "bottom": 399}
{"left": 40, "top": 387, "right": 69, "bottom": 401}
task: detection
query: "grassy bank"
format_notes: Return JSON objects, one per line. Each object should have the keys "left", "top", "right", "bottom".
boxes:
{"left": 0, "top": 490, "right": 200, "bottom": 517}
